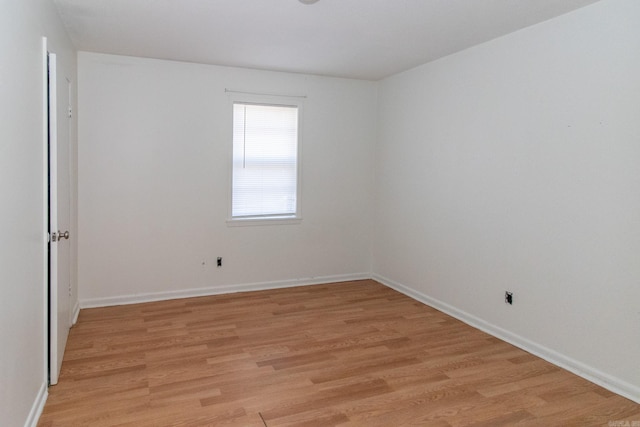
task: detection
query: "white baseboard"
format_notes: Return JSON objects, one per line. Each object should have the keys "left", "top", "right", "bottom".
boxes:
{"left": 71, "top": 300, "right": 80, "bottom": 325}
{"left": 24, "top": 381, "right": 47, "bottom": 427}
{"left": 79, "top": 273, "right": 371, "bottom": 309}
{"left": 372, "top": 273, "right": 640, "bottom": 405}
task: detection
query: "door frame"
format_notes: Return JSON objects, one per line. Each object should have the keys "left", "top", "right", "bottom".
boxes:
{"left": 43, "top": 37, "right": 72, "bottom": 387}
{"left": 44, "top": 39, "right": 60, "bottom": 386}
{"left": 42, "top": 36, "right": 50, "bottom": 387}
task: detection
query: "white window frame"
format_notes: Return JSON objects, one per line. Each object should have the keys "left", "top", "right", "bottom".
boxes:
{"left": 227, "top": 93, "right": 303, "bottom": 226}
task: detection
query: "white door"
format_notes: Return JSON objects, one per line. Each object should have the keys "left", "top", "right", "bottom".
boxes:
{"left": 47, "top": 50, "right": 72, "bottom": 385}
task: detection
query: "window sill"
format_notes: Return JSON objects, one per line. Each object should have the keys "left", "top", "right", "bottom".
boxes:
{"left": 226, "top": 216, "right": 302, "bottom": 227}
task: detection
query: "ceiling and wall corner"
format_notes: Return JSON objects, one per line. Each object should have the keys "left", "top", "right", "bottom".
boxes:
{"left": 53, "top": 0, "right": 600, "bottom": 80}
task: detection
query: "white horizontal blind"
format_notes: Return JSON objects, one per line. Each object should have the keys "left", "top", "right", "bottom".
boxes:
{"left": 232, "top": 102, "right": 299, "bottom": 218}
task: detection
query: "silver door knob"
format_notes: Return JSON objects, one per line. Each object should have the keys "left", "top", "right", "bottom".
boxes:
{"left": 55, "top": 230, "right": 70, "bottom": 241}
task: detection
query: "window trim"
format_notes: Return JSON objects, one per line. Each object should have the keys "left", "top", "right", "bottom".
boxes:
{"left": 226, "top": 93, "right": 303, "bottom": 226}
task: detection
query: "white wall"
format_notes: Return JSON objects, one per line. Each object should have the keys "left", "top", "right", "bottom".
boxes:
{"left": 374, "top": 0, "right": 640, "bottom": 400}
{"left": 0, "top": 0, "right": 77, "bottom": 425}
{"left": 78, "top": 53, "right": 376, "bottom": 305}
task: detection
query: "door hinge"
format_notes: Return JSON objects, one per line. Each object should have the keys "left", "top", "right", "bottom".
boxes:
{"left": 68, "top": 106, "right": 72, "bottom": 118}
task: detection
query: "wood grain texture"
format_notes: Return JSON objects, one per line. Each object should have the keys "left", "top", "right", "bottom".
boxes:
{"left": 38, "top": 280, "right": 639, "bottom": 426}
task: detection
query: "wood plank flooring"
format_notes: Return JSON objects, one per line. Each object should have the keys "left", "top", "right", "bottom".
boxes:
{"left": 38, "top": 280, "right": 639, "bottom": 426}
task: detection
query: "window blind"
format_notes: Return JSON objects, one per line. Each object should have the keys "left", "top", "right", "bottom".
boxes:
{"left": 232, "top": 102, "right": 299, "bottom": 218}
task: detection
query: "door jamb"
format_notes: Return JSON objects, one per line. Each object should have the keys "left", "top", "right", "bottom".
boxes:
{"left": 42, "top": 36, "right": 50, "bottom": 388}
{"left": 43, "top": 37, "right": 60, "bottom": 386}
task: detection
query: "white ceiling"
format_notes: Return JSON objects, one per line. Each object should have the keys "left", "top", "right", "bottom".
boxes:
{"left": 53, "top": 0, "right": 601, "bottom": 81}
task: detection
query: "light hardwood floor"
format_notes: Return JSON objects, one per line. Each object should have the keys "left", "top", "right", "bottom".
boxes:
{"left": 39, "top": 280, "right": 639, "bottom": 426}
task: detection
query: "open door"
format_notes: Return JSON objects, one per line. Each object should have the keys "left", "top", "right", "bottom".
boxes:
{"left": 46, "top": 46, "right": 72, "bottom": 386}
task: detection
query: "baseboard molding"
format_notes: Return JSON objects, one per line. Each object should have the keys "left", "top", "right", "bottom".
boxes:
{"left": 71, "top": 300, "right": 80, "bottom": 325}
{"left": 79, "top": 273, "right": 371, "bottom": 309}
{"left": 24, "top": 381, "right": 47, "bottom": 427}
{"left": 372, "top": 273, "right": 640, "bottom": 405}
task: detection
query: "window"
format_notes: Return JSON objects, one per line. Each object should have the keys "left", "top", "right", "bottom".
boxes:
{"left": 229, "top": 96, "right": 302, "bottom": 224}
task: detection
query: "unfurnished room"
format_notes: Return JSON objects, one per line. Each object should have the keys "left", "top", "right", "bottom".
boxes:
{"left": 1, "top": 0, "right": 639, "bottom": 426}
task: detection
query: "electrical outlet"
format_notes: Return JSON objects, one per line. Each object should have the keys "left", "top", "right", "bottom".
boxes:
{"left": 217, "top": 257, "right": 222, "bottom": 267}
{"left": 505, "top": 291, "right": 513, "bottom": 305}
